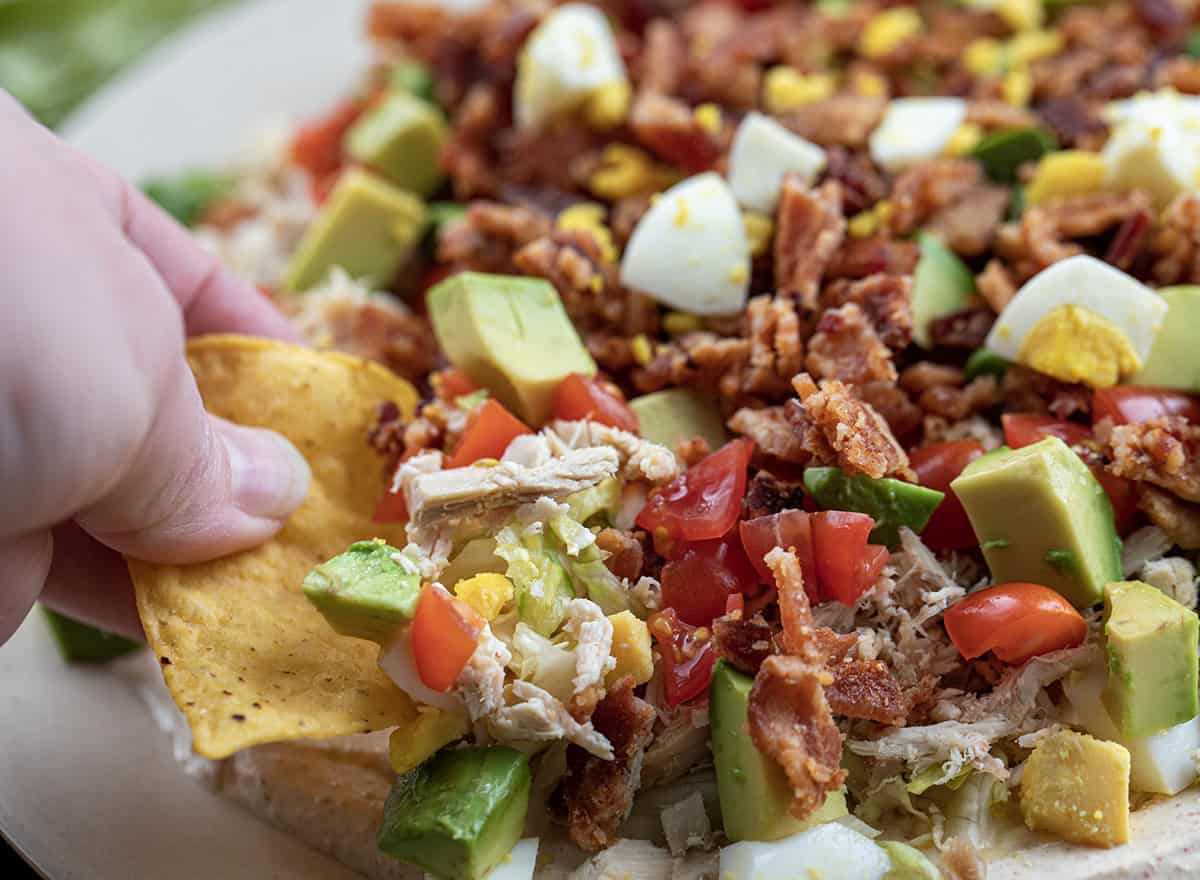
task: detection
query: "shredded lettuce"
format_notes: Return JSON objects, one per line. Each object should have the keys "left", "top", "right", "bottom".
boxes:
{"left": 549, "top": 513, "right": 597, "bottom": 558}
{"left": 925, "top": 772, "right": 1010, "bottom": 849}
{"left": 496, "top": 527, "right": 574, "bottom": 636}
{"left": 564, "top": 476, "right": 621, "bottom": 525}
{"left": 878, "top": 841, "right": 941, "bottom": 879}
{"left": 567, "top": 545, "right": 632, "bottom": 616}
{"left": 509, "top": 623, "right": 577, "bottom": 704}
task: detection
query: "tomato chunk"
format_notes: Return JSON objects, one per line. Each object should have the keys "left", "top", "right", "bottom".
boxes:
{"left": 552, "top": 373, "right": 640, "bottom": 433}
{"left": 662, "top": 532, "right": 759, "bottom": 626}
{"left": 373, "top": 485, "right": 408, "bottom": 523}
{"left": 1001, "top": 414, "right": 1091, "bottom": 449}
{"left": 649, "top": 608, "right": 716, "bottom": 706}
{"left": 739, "top": 510, "right": 818, "bottom": 602}
{"left": 410, "top": 584, "right": 483, "bottom": 692}
{"left": 444, "top": 398, "right": 532, "bottom": 469}
{"left": 436, "top": 368, "right": 480, "bottom": 401}
{"left": 812, "top": 511, "right": 880, "bottom": 607}
{"left": 637, "top": 437, "right": 754, "bottom": 542}
{"left": 1092, "top": 386, "right": 1200, "bottom": 426}
{"left": 910, "top": 440, "right": 985, "bottom": 550}
{"left": 944, "top": 582, "right": 1087, "bottom": 666}
{"left": 290, "top": 98, "right": 363, "bottom": 179}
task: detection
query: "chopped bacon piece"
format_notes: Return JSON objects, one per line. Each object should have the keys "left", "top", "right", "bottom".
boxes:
{"left": 826, "top": 237, "right": 920, "bottom": 281}
{"left": 630, "top": 92, "right": 720, "bottom": 173}
{"left": 806, "top": 303, "right": 897, "bottom": 385}
{"left": 748, "top": 655, "right": 846, "bottom": 820}
{"left": 887, "top": 159, "right": 983, "bottom": 237}
{"left": 728, "top": 406, "right": 812, "bottom": 463}
{"left": 555, "top": 677, "right": 657, "bottom": 852}
{"left": 821, "top": 146, "right": 889, "bottom": 216}
{"left": 780, "top": 96, "right": 887, "bottom": 149}
{"left": 976, "top": 259, "right": 1018, "bottom": 313}
{"left": 1138, "top": 484, "right": 1200, "bottom": 550}
{"left": 821, "top": 274, "right": 913, "bottom": 350}
{"left": 741, "top": 472, "right": 807, "bottom": 520}
{"left": 1105, "top": 416, "right": 1200, "bottom": 503}
{"left": 713, "top": 614, "right": 779, "bottom": 675}
{"left": 766, "top": 546, "right": 823, "bottom": 663}
{"left": 926, "top": 185, "right": 1010, "bottom": 257}
{"left": 775, "top": 178, "right": 846, "bottom": 309}
{"left": 639, "top": 18, "right": 686, "bottom": 95}
{"left": 825, "top": 659, "right": 907, "bottom": 727}
{"left": 595, "top": 528, "right": 645, "bottom": 582}
{"left": 1150, "top": 194, "right": 1200, "bottom": 286}
{"left": 1104, "top": 208, "right": 1153, "bottom": 271}
{"left": 929, "top": 308, "right": 995, "bottom": 351}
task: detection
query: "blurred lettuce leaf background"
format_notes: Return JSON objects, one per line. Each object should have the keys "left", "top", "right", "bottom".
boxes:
{"left": 0, "top": 0, "right": 232, "bottom": 127}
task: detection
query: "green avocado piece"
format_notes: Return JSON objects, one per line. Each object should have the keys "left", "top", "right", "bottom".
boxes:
{"left": 951, "top": 436, "right": 1122, "bottom": 608}
{"left": 628, "top": 388, "right": 729, "bottom": 453}
{"left": 1133, "top": 286, "right": 1200, "bottom": 391}
{"left": 344, "top": 90, "right": 447, "bottom": 198}
{"left": 964, "top": 348, "right": 1011, "bottom": 381}
{"left": 427, "top": 272, "right": 596, "bottom": 426}
{"left": 1103, "top": 580, "right": 1199, "bottom": 738}
{"left": 710, "top": 661, "right": 848, "bottom": 842}
{"left": 142, "top": 170, "right": 231, "bottom": 227}
{"left": 390, "top": 60, "right": 437, "bottom": 105}
{"left": 378, "top": 745, "right": 531, "bottom": 880}
{"left": 1188, "top": 28, "right": 1200, "bottom": 59}
{"left": 802, "top": 468, "right": 944, "bottom": 547}
{"left": 969, "top": 127, "right": 1057, "bottom": 184}
{"left": 284, "top": 167, "right": 426, "bottom": 292}
{"left": 41, "top": 607, "right": 141, "bottom": 664}
{"left": 912, "top": 233, "right": 975, "bottom": 349}
{"left": 303, "top": 540, "right": 421, "bottom": 643}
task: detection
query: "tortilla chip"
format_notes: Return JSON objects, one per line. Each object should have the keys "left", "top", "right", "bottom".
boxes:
{"left": 129, "top": 334, "right": 420, "bottom": 759}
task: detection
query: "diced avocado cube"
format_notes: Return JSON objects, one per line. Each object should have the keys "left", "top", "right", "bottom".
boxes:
{"left": 628, "top": 388, "right": 729, "bottom": 453}
{"left": 1103, "top": 580, "right": 1199, "bottom": 738}
{"left": 303, "top": 540, "right": 421, "bottom": 643}
{"left": 968, "top": 127, "right": 1057, "bottom": 184}
{"left": 1133, "top": 286, "right": 1200, "bottom": 391}
{"left": 912, "top": 233, "right": 974, "bottom": 349}
{"left": 390, "top": 60, "right": 437, "bottom": 105}
{"left": 802, "top": 468, "right": 944, "bottom": 547}
{"left": 710, "top": 661, "right": 848, "bottom": 842}
{"left": 344, "top": 90, "right": 447, "bottom": 198}
{"left": 1189, "top": 27, "right": 1200, "bottom": 59}
{"left": 964, "top": 348, "right": 1011, "bottom": 381}
{"left": 41, "top": 607, "right": 141, "bottom": 664}
{"left": 377, "top": 745, "right": 531, "bottom": 880}
{"left": 284, "top": 168, "right": 426, "bottom": 292}
{"left": 1019, "top": 729, "right": 1130, "bottom": 847}
{"left": 142, "top": 170, "right": 231, "bottom": 227}
{"left": 427, "top": 272, "right": 597, "bottom": 426}
{"left": 951, "top": 436, "right": 1121, "bottom": 608}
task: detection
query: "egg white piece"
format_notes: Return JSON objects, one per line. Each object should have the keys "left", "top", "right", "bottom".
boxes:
{"left": 379, "top": 626, "right": 466, "bottom": 714}
{"left": 1063, "top": 663, "right": 1200, "bottom": 796}
{"left": 1102, "top": 90, "right": 1200, "bottom": 210}
{"left": 485, "top": 839, "right": 539, "bottom": 880}
{"left": 619, "top": 172, "right": 750, "bottom": 315}
{"left": 727, "top": 112, "right": 827, "bottom": 214}
{"left": 868, "top": 97, "right": 966, "bottom": 173}
{"left": 719, "top": 822, "right": 890, "bottom": 880}
{"left": 985, "top": 255, "right": 1166, "bottom": 362}
{"left": 514, "top": 3, "right": 627, "bottom": 132}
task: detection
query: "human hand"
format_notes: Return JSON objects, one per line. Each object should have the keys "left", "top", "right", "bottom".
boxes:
{"left": 0, "top": 92, "right": 312, "bottom": 646}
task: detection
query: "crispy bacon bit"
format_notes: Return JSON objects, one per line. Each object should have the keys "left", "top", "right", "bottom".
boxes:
{"left": 1132, "top": 0, "right": 1185, "bottom": 34}
{"left": 825, "top": 659, "right": 907, "bottom": 727}
{"left": 887, "top": 159, "right": 983, "bottom": 237}
{"left": 856, "top": 381, "right": 923, "bottom": 442}
{"left": 1038, "top": 96, "right": 1108, "bottom": 147}
{"left": 367, "top": 400, "right": 406, "bottom": 467}
{"left": 1138, "top": 484, "right": 1200, "bottom": 550}
{"left": 742, "top": 295, "right": 806, "bottom": 398}
{"left": 555, "top": 677, "right": 657, "bottom": 852}
{"left": 1150, "top": 194, "right": 1200, "bottom": 285}
{"left": 742, "top": 471, "right": 808, "bottom": 520}
{"left": 748, "top": 655, "right": 846, "bottom": 820}
{"left": 1016, "top": 190, "right": 1154, "bottom": 273}
{"left": 821, "top": 146, "right": 889, "bottom": 215}
{"left": 1105, "top": 417, "right": 1200, "bottom": 503}
{"left": 438, "top": 201, "right": 551, "bottom": 271}
{"left": 787, "top": 374, "right": 915, "bottom": 480}
{"left": 965, "top": 99, "right": 1038, "bottom": 131}
{"left": 926, "top": 185, "right": 1010, "bottom": 257}
{"left": 901, "top": 362, "right": 965, "bottom": 394}
{"left": 1104, "top": 208, "right": 1153, "bottom": 271}
{"left": 1001, "top": 365, "right": 1092, "bottom": 420}
{"left": 713, "top": 614, "right": 778, "bottom": 675}
{"left": 729, "top": 406, "right": 812, "bottom": 463}
{"left": 806, "top": 303, "right": 897, "bottom": 385}
{"left": 822, "top": 274, "right": 913, "bottom": 350}
{"left": 929, "top": 308, "right": 995, "bottom": 350}
{"left": 630, "top": 92, "right": 721, "bottom": 173}
{"left": 639, "top": 18, "right": 686, "bottom": 95}
{"left": 767, "top": 547, "right": 823, "bottom": 662}
{"left": 779, "top": 96, "right": 887, "bottom": 149}
{"left": 775, "top": 179, "right": 846, "bottom": 309}
{"left": 595, "top": 528, "right": 645, "bottom": 582}
{"left": 976, "top": 259, "right": 1018, "bottom": 313}
{"left": 826, "top": 237, "right": 921, "bottom": 281}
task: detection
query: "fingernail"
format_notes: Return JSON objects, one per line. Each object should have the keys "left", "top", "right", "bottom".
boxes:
{"left": 221, "top": 424, "right": 312, "bottom": 519}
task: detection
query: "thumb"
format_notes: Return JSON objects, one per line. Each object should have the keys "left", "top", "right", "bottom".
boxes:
{"left": 77, "top": 359, "right": 311, "bottom": 564}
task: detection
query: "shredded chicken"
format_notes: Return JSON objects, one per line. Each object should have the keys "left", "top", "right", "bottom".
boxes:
{"left": 1138, "top": 484, "right": 1200, "bottom": 549}
{"left": 660, "top": 792, "right": 713, "bottom": 856}
{"left": 1121, "top": 524, "right": 1172, "bottom": 576}
{"left": 1140, "top": 556, "right": 1199, "bottom": 609}
{"left": 569, "top": 839, "right": 673, "bottom": 880}
{"left": 562, "top": 598, "right": 617, "bottom": 718}
{"left": 455, "top": 625, "right": 511, "bottom": 722}
{"left": 490, "top": 680, "right": 613, "bottom": 759}
{"left": 549, "top": 420, "right": 679, "bottom": 484}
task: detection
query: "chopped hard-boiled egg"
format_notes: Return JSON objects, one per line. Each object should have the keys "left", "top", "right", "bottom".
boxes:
{"left": 984, "top": 255, "right": 1167, "bottom": 387}
{"left": 868, "top": 97, "right": 967, "bottom": 173}
{"left": 727, "top": 112, "right": 827, "bottom": 214}
{"left": 514, "top": 3, "right": 628, "bottom": 132}
{"left": 619, "top": 173, "right": 750, "bottom": 315}
{"left": 1103, "top": 90, "right": 1200, "bottom": 210}
{"left": 719, "top": 822, "right": 890, "bottom": 880}
{"left": 1025, "top": 150, "right": 1108, "bottom": 206}
{"left": 1020, "top": 729, "right": 1130, "bottom": 848}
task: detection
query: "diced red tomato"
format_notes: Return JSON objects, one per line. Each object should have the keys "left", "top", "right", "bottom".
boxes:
{"left": 1095, "top": 470, "right": 1139, "bottom": 535}
{"left": 661, "top": 531, "right": 759, "bottom": 626}
{"left": 637, "top": 437, "right": 755, "bottom": 543}
{"left": 373, "top": 485, "right": 408, "bottom": 523}
{"left": 860, "top": 543, "right": 890, "bottom": 588}
{"left": 290, "top": 98, "right": 364, "bottom": 180}
{"left": 444, "top": 399, "right": 532, "bottom": 469}
{"left": 944, "top": 582, "right": 1087, "bottom": 666}
{"left": 649, "top": 608, "right": 717, "bottom": 706}
{"left": 552, "top": 373, "right": 640, "bottom": 433}
{"left": 724, "top": 592, "right": 745, "bottom": 616}
{"left": 811, "top": 511, "right": 881, "bottom": 607}
{"left": 1001, "top": 413, "right": 1091, "bottom": 449}
{"left": 910, "top": 440, "right": 985, "bottom": 551}
{"left": 410, "top": 584, "right": 483, "bottom": 692}
{"left": 739, "top": 509, "right": 818, "bottom": 602}
{"left": 1092, "top": 386, "right": 1200, "bottom": 426}
{"left": 436, "top": 368, "right": 480, "bottom": 401}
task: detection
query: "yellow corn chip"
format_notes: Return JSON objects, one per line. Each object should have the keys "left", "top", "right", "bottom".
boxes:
{"left": 129, "top": 335, "right": 420, "bottom": 759}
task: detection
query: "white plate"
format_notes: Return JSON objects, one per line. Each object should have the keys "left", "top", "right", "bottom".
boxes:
{"left": 1, "top": 1, "right": 371, "bottom": 877}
